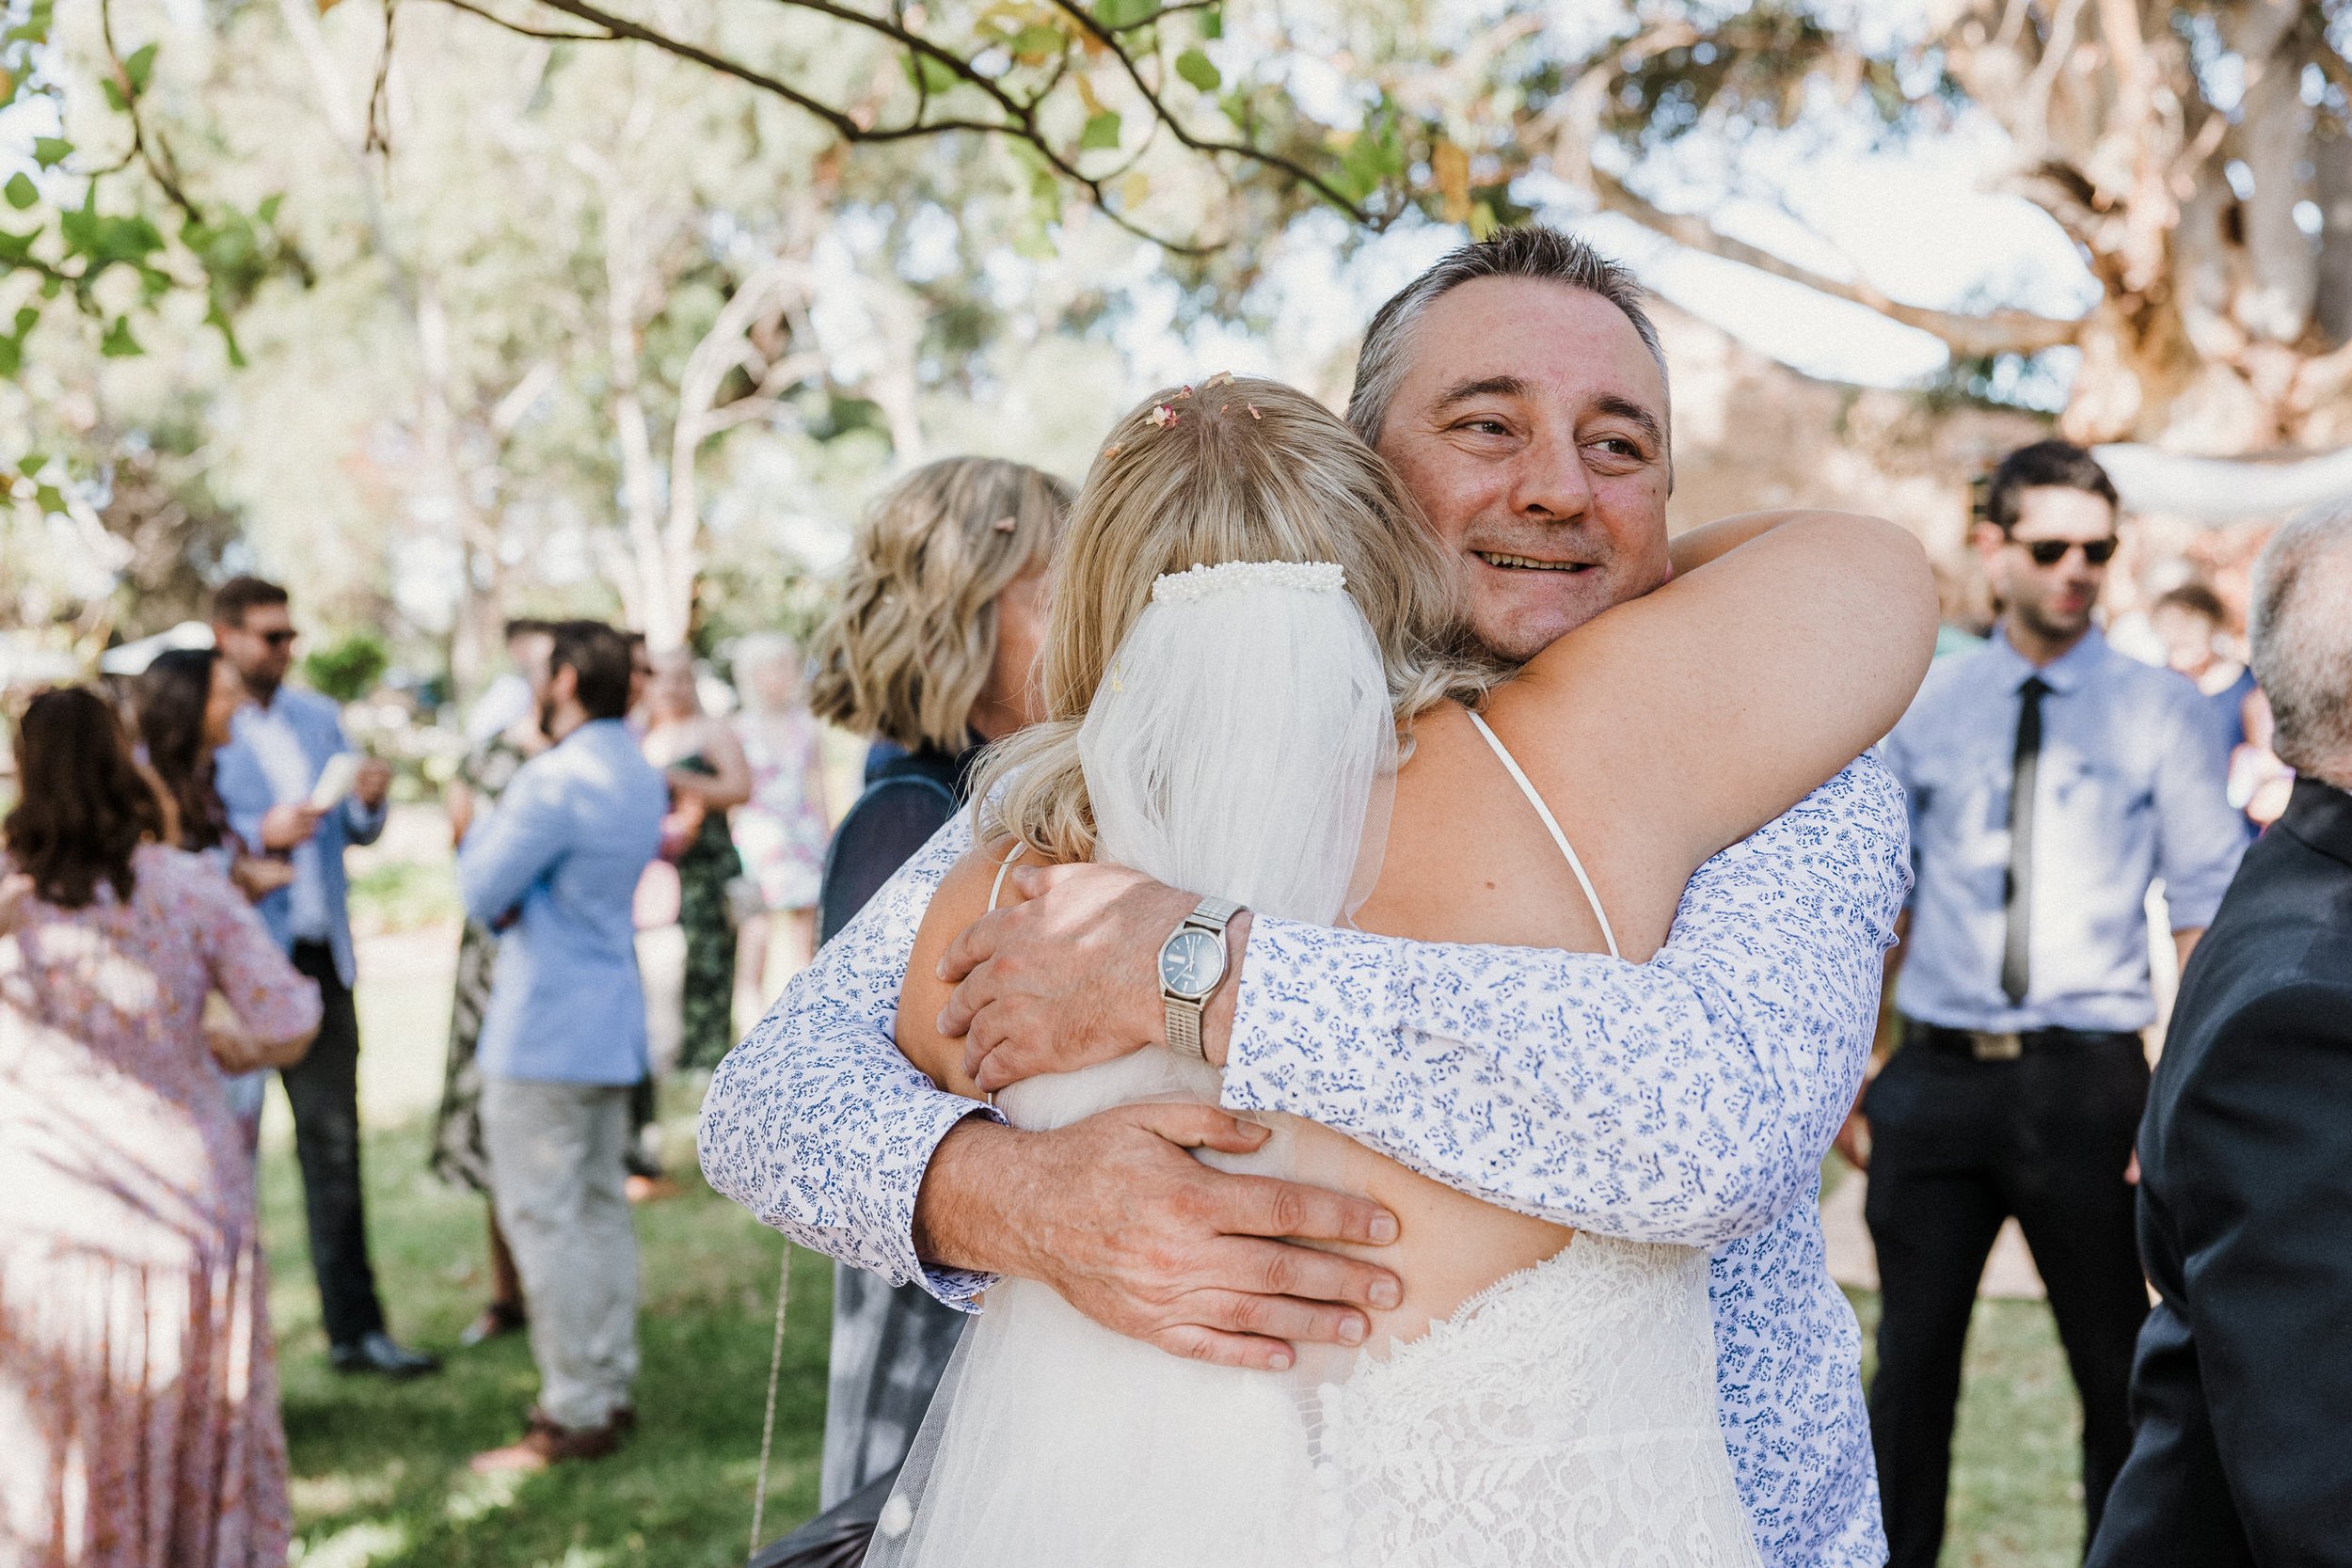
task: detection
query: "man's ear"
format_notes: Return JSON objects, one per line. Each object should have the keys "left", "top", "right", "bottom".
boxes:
{"left": 1970, "top": 520, "right": 2007, "bottom": 575}
{"left": 549, "top": 664, "right": 580, "bottom": 704}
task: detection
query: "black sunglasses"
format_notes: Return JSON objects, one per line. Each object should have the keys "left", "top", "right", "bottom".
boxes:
{"left": 2019, "top": 537, "right": 2118, "bottom": 567}
{"left": 259, "top": 629, "right": 299, "bottom": 647}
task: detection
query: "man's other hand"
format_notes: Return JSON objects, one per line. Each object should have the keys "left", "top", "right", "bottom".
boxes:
{"left": 915, "top": 1104, "right": 1401, "bottom": 1371}
{"left": 260, "top": 802, "right": 323, "bottom": 851}
{"left": 353, "top": 755, "right": 393, "bottom": 811}
{"left": 937, "top": 863, "right": 1206, "bottom": 1091}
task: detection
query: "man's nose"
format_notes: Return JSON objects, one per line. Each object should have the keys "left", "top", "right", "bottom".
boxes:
{"left": 1507, "top": 431, "right": 1594, "bottom": 523}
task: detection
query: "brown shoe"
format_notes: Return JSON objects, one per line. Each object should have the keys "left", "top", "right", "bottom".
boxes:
{"left": 468, "top": 1409, "right": 624, "bottom": 1474}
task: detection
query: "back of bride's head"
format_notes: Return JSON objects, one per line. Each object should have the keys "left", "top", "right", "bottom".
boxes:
{"left": 978, "top": 376, "right": 1497, "bottom": 863}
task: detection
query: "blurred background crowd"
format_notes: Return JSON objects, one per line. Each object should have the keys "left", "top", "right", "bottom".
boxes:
{"left": 7, "top": 1, "right": 2352, "bottom": 1565}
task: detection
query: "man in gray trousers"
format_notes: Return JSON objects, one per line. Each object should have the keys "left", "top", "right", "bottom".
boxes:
{"left": 459, "top": 620, "right": 669, "bottom": 1472}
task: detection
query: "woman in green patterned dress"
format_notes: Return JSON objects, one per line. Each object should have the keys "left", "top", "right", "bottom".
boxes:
{"left": 641, "top": 649, "right": 752, "bottom": 1071}
{"left": 431, "top": 641, "right": 550, "bottom": 1345}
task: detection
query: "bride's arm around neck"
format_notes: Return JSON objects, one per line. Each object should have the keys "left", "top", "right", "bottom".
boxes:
{"left": 1501, "top": 506, "right": 1934, "bottom": 872}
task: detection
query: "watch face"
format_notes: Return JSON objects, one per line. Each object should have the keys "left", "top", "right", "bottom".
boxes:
{"left": 1159, "top": 927, "right": 1225, "bottom": 1001}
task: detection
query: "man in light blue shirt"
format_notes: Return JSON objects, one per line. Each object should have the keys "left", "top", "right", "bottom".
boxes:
{"left": 210, "top": 576, "right": 437, "bottom": 1379}
{"left": 1864, "top": 442, "right": 2246, "bottom": 1568}
{"left": 459, "top": 620, "right": 668, "bottom": 1471}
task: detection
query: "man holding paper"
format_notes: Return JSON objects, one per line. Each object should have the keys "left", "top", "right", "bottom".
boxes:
{"left": 212, "top": 575, "right": 437, "bottom": 1379}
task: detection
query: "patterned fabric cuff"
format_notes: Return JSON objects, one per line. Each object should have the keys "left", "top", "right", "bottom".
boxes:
{"left": 1221, "top": 915, "right": 1401, "bottom": 1117}
{"left": 906, "top": 1098, "right": 1010, "bottom": 1312}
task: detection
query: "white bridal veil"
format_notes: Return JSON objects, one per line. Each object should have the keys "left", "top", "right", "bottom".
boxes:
{"left": 865, "top": 558, "right": 1398, "bottom": 1568}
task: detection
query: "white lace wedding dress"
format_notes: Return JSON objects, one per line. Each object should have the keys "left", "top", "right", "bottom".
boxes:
{"left": 866, "top": 562, "right": 1761, "bottom": 1567}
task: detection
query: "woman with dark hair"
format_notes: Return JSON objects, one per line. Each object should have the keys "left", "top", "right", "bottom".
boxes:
{"left": 134, "top": 647, "right": 293, "bottom": 1148}
{"left": 0, "top": 686, "right": 322, "bottom": 1567}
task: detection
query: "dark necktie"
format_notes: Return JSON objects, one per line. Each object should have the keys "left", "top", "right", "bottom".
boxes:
{"left": 2001, "top": 675, "right": 2050, "bottom": 1006}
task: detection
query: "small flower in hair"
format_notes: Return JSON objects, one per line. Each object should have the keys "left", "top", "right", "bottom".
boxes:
{"left": 991, "top": 515, "right": 1019, "bottom": 532}
{"left": 1246, "top": 403, "right": 1263, "bottom": 420}
{"left": 1203, "top": 371, "right": 1234, "bottom": 388}
{"left": 1103, "top": 440, "right": 1123, "bottom": 458}
{"left": 1147, "top": 404, "right": 1179, "bottom": 429}
{"left": 1172, "top": 386, "right": 1194, "bottom": 399}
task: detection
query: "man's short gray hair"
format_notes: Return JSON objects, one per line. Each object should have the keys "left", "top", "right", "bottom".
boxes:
{"left": 1346, "top": 226, "right": 1670, "bottom": 450}
{"left": 2249, "top": 502, "right": 2352, "bottom": 780}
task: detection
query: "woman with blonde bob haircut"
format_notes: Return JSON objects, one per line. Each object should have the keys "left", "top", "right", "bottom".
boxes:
{"left": 803, "top": 453, "right": 1074, "bottom": 1511}
{"left": 875, "top": 376, "right": 1934, "bottom": 1565}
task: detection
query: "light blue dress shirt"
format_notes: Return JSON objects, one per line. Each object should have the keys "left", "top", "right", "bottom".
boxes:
{"left": 215, "top": 688, "right": 388, "bottom": 989}
{"left": 1881, "top": 626, "right": 2246, "bottom": 1035}
{"left": 458, "top": 718, "right": 668, "bottom": 1085}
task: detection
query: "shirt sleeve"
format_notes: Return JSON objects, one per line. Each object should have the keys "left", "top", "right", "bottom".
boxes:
{"left": 455, "top": 769, "right": 568, "bottom": 928}
{"left": 699, "top": 810, "right": 1003, "bottom": 1309}
{"left": 326, "top": 711, "right": 388, "bottom": 847}
{"left": 184, "top": 855, "right": 324, "bottom": 1045}
{"left": 1220, "top": 754, "right": 1911, "bottom": 1245}
{"left": 2150, "top": 683, "right": 2247, "bottom": 931}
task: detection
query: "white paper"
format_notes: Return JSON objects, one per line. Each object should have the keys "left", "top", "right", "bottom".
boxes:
{"left": 309, "top": 752, "right": 360, "bottom": 812}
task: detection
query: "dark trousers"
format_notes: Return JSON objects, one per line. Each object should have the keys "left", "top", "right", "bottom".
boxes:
{"left": 1864, "top": 1022, "right": 2152, "bottom": 1568}
{"left": 284, "top": 942, "right": 388, "bottom": 1346}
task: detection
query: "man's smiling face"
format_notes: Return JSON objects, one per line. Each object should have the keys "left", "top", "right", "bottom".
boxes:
{"left": 1373, "top": 276, "right": 1674, "bottom": 663}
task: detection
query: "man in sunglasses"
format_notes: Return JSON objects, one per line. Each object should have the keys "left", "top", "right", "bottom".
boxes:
{"left": 213, "top": 576, "right": 437, "bottom": 1379}
{"left": 1853, "top": 440, "right": 2247, "bottom": 1567}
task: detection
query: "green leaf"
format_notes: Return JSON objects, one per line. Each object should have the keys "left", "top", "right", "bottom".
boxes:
{"left": 14, "top": 307, "right": 39, "bottom": 336}
{"left": 99, "top": 315, "right": 141, "bottom": 357}
{"left": 1094, "top": 0, "right": 1155, "bottom": 28}
{"left": 20, "top": 452, "right": 45, "bottom": 476}
{"left": 3, "top": 173, "right": 35, "bottom": 211}
{"left": 34, "top": 484, "right": 66, "bottom": 515}
{"left": 0, "top": 339, "right": 17, "bottom": 378}
{"left": 1009, "top": 24, "right": 1064, "bottom": 62}
{"left": 0, "top": 229, "right": 32, "bottom": 263}
{"left": 257, "top": 193, "right": 283, "bottom": 226}
{"left": 123, "top": 42, "right": 159, "bottom": 93}
{"left": 205, "top": 292, "right": 246, "bottom": 370}
{"left": 1174, "top": 48, "right": 1219, "bottom": 92}
{"left": 100, "top": 77, "right": 126, "bottom": 112}
{"left": 1080, "top": 109, "right": 1122, "bottom": 151}
{"left": 901, "top": 49, "right": 959, "bottom": 96}
{"left": 32, "top": 137, "right": 71, "bottom": 169}
{"left": 1200, "top": 4, "right": 1222, "bottom": 39}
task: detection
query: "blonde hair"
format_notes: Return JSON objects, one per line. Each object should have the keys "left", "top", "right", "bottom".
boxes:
{"left": 805, "top": 457, "right": 1072, "bottom": 752}
{"left": 976, "top": 376, "right": 1501, "bottom": 863}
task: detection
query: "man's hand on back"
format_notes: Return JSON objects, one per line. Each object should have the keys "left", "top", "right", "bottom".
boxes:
{"left": 914, "top": 1104, "right": 1400, "bottom": 1371}
{"left": 939, "top": 863, "right": 1248, "bottom": 1091}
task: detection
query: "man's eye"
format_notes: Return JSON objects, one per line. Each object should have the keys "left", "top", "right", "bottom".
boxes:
{"left": 1458, "top": 419, "right": 1509, "bottom": 436}
{"left": 1592, "top": 437, "right": 1645, "bottom": 460}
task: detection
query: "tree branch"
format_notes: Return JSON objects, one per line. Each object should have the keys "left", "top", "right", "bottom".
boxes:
{"left": 1589, "top": 167, "right": 2082, "bottom": 357}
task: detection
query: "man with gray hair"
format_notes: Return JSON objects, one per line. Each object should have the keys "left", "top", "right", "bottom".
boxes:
{"left": 2089, "top": 506, "right": 2352, "bottom": 1568}
{"left": 707, "top": 226, "right": 1908, "bottom": 1565}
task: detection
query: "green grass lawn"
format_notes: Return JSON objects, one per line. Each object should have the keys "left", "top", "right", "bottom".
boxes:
{"left": 261, "top": 1084, "right": 835, "bottom": 1568}
{"left": 264, "top": 953, "right": 2087, "bottom": 1566}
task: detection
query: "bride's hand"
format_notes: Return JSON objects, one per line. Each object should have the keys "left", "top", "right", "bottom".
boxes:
{"left": 940, "top": 863, "right": 1243, "bottom": 1091}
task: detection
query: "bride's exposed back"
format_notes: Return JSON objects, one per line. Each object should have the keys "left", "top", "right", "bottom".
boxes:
{"left": 873, "top": 378, "right": 1934, "bottom": 1566}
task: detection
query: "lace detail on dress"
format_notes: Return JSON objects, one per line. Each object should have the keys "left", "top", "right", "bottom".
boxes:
{"left": 1306, "top": 1236, "right": 1764, "bottom": 1567}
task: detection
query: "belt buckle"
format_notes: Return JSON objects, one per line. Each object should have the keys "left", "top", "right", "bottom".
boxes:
{"left": 1970, "top": 1030, "right": 2024, "bottom": 1061}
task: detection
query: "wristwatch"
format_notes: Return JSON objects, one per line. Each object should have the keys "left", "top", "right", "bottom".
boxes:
{"left": 1158, "top": 896, "right": 1243, "bottom": 1061}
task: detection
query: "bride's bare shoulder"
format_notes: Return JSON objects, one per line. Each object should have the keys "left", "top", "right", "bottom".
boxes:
{"left": 898, "top": 838, "right": 1041, "bottom": 1092}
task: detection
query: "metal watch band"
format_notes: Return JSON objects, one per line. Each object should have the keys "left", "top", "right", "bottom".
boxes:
{"left": 1163, "top": 896, "right": 1244, "bottom": 1061}
{"left": 1166, "top": 997, "right": 1205, "bottom": 1060}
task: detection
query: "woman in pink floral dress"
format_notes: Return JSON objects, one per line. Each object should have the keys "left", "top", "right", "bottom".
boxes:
{"left": 1, "top": 687, "right": 323, "bottom": 1568}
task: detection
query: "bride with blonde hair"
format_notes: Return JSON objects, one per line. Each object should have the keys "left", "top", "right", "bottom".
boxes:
{"left": 872, "top": 375, "right": 1933, "bottom": 1564}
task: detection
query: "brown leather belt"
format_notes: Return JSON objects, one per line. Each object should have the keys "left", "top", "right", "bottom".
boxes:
{"left": 1902, "top": 1019, "right": 2137, "bottom": 1063}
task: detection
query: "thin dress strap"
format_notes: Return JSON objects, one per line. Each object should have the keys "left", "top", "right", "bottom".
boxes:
{"left": 988, "top": 841, "right": 1026, "bottom": 911}
{"left": 1464, "top": 709, "right": 1621, "bottom": 960}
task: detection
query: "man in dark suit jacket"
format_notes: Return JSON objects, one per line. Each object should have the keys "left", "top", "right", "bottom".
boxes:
{"left": 2088, "top": 507, "right": 2352, "bottom": 1568}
